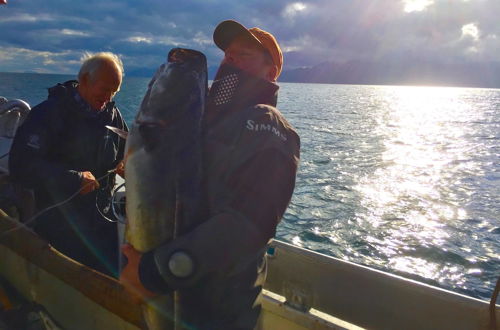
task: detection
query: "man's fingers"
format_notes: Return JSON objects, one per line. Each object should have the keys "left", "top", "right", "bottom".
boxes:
{"left": 115, "top": 161, "right": 125, "bottom": 177}
{"left": 121, "top": 244, "right": 133, "bottom": 257}
{"left": 80, "top": 171, "right": 100, "bottom": 194}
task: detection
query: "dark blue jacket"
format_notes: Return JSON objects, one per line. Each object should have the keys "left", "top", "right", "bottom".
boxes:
{"left": 9, "top": 80, "right": 127, "bottom": 275}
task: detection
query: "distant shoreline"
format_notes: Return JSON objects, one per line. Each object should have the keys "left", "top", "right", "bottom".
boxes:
{"left": 2, "top": 71, "right": 499, "bottom": 90}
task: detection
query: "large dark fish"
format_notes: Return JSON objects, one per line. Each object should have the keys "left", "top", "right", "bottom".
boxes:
{"left": 124, "top": 48, "right": 207, "bottom": 329}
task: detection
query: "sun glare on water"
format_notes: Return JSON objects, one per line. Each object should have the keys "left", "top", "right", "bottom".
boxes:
{"left": 354, "top": 86, "right": 481, "bottom": 283}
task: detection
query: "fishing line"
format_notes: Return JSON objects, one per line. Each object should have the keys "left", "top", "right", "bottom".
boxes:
{"left": 95, "top": 181, "right": 126, "bottom": 224}
{"left": 111, "top": 182, "right": 126, "bottom": 224}
{"left": 0, "top": 170, "right": 118, "bottom": 238}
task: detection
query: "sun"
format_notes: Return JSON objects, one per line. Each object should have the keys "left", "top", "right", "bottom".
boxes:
{"left": 403, "top": 0, "right": 434, "bottom": 13}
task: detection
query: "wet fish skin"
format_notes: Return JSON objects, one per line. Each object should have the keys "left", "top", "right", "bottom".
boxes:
{"left": 125, "top": 48, "right": 207, "bottom": 252}
{"left": 124, "top": 48, "right": 207, "bottom": 329}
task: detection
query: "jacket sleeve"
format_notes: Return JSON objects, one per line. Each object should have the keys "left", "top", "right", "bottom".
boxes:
{"left": 139, "top": 108, "right": 300, "bottom": 292}
{"left": 9, "top": 101, "right": 82, "bottom": 195}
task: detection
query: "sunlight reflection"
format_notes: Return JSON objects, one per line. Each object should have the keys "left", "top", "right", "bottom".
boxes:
{"left": 403, "top": 0, "right": 434, "bottom": 13}
{"left": 390, "top": 255, "right": 469, "bottom": 286}
{"left": 391, "top": 256, "right": 437, "bottom": 278}
{"left": 354, "top": 86, "right": 480, "bottom": 282}
{"left": 292, "top": 235, "right": 303, "bottom": 247}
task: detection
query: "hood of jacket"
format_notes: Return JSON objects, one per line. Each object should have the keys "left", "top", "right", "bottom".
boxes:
{"left": 47, "top": 80, "right": 116, "bottom": 122}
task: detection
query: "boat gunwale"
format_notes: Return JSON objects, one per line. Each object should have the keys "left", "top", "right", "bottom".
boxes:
{"left": 0, "top": 211, "right": 145, "bottom": 328}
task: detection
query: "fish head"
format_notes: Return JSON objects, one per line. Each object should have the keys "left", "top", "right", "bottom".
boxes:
{"left": 124, "top": 49, "right": 207, "bottom": 251}
{"left": 139, "top": 48, "right": 207, "bottom": 124}
{"left": 133, "top": 48, "right": 207, "bottom": 152}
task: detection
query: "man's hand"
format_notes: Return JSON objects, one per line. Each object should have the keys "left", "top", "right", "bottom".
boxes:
{"left": 79, "top": 171, "right": 100, "bottom": 195}
{"left": 115, "top": 160, "right": 125, "bottom": 178}
{"left": 120, "top": 244, "right": 157, "bottom": 303}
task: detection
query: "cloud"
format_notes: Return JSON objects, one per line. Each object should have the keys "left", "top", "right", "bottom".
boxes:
{"left": 0, "top": 46, "right": 79, "bottom": 74}
{"left": 60, "top": 29, "right": 90, "bottom": 37}
{"left": 461, "top": 23, "right": 479, "bottom": 41}
{"left": 125, "top": 36, "right": 154, "bottom": 44}
{"left": 0, "top": 0, "right": 498, "bottom": 76}
{"left": 0, "top": 13, "right": 55, "bottom": 23}
{"left": 282, "top": 2, "right": 307, "bottom": 20}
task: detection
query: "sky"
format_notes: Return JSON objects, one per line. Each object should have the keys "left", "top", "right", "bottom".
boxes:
{"left": 1, "top": 0, "right": 499, "bottom": 82}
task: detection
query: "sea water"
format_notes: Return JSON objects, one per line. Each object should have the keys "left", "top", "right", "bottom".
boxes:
{"left": 1, "top": 72, "right": 499, "bottom": 301}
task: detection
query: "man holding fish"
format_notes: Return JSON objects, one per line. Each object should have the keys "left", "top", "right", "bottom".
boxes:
{"left": 121, "top": 20, "right": 300, "bottom": 329}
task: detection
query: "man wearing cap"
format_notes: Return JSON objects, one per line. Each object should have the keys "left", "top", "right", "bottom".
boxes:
{"left": 121, "top": 20, "right": 300, "bottom": 329}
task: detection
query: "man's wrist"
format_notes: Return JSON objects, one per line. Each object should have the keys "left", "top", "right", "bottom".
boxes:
{"left": 138, "top": 250, "right": 172, "bottom": 294}
{"left": 138, "top": 248, "right": 197, "bottom": 293}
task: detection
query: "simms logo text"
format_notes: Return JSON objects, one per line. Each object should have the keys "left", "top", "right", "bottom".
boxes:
{"left": 246, "top": 120, "right": 287, "bottom": 141}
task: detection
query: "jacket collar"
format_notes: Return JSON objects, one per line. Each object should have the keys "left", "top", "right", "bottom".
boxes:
{"left": 48, "top": 80, "right": 115, "bottom": 119}
{"left": 206, "top": 64, "right": 279, "bottom": 123}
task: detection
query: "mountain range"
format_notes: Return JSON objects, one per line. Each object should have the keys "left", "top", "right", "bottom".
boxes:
{"left": 46, "top": 60, "right": 500, "bottom": 89}
{"left": 279, "top": 60, "right": 500, "bottom": 88}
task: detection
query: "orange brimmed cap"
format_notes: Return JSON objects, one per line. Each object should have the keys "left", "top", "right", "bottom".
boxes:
{"left": 213, "top": 20, "right": 283, "bottom": 80}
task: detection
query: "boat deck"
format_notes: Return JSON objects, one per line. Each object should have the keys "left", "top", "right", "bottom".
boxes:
{"left": 1, "top": 210, "right": 498, "bottom": 330}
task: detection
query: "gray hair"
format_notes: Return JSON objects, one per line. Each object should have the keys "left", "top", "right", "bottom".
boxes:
{"left": 78, "top": 52, "right": 124, "bottom": 82}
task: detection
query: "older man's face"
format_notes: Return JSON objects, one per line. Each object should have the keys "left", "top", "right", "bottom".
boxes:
{"left": 221, "top": 36, "right": 276, "bottom": 82}
{"left": 79, "top": 62, "right": 121, "bottom": 110}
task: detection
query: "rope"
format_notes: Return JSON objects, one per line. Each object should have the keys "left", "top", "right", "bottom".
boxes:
{"left": 0, "top": 170, "right": 116, "bottom": 238}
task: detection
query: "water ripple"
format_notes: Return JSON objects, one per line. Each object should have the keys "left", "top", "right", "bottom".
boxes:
{"left": 278, "top": 83, "right": 500, "bottom": 301}
{"left": 2, "top": 75, "right": 498, "bottom": 302}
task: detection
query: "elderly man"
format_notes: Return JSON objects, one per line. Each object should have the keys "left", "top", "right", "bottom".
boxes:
{"left": 121, "top": 20, "right": 300, "bottom": 329}
{"left": 9, "top": 52, "right": 128, "bottom": 276}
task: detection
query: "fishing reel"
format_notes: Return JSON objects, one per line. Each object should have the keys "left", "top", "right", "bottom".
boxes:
{"left": 111, "top": 182, "right": 126, "bottom": 224}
